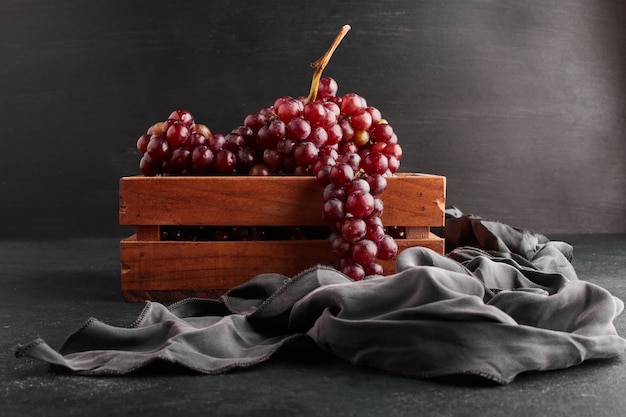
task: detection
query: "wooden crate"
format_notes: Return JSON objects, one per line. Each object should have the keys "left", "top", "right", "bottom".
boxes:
{"left": 119, "top": 173, "right": 446, "bottom": 301}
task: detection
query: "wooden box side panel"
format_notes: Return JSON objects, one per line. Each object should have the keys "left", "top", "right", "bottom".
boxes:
{"left": 121, "top": 238, "right": 331, "bottom": 292}
{"left": 120, "top": 234, "right": 444, "bottom": 302}
{"left": 120, "top": 176, "right": 323, "bottom": 227}
{"left": 119, "top": 174, "right": 445, "bottom": 227}
{"left": 382, "top": 174, "right": 446, "bottom": 227}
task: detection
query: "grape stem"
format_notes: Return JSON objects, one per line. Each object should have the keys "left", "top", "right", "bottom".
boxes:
{"left": 305, "top": 25, "right": 351, "bottom": 104}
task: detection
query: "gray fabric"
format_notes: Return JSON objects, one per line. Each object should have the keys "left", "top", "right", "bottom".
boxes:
{"left": 15, "top": 216, "right": 626, "bottom": 384}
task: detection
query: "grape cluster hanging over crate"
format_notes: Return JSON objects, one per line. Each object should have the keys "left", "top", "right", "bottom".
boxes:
{"left": 135, "top": 26, "right": 410, "bottom": 280}
{"left": 121, "top": 26, "right": 445, "bottom": 301}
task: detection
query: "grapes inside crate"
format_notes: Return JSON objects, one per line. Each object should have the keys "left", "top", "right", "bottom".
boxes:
{"left": 119, "top": 174, "right": 445, "bottom": 302}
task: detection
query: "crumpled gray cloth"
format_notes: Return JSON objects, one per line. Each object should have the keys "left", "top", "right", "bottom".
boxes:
{"left": 15, "top": 215, "right": 626, "bottom": 384}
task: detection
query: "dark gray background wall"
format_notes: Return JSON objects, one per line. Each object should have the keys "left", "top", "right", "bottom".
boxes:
{"left": 1, "top": 0, "right": 625, "bottom": 239}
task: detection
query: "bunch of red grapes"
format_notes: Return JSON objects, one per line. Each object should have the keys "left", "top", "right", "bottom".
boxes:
{"left": 136, "top": 77, "right": 403, "bottom": 280}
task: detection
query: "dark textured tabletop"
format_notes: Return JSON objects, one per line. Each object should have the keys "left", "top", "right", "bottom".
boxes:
{"left": 2, "top": 235, "right": 625, "bottom": 417}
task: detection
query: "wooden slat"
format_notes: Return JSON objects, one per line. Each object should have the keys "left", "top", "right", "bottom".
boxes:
{"left": 120, "top": 233, "right": 445, "bottom": 302}
{"left": 135, "top": 225, "right": 160, "bottom": 241}
{"left": 378, "top": 174, "right": 446, "bottom": 227}
{"left": 119, "top": 173, "right": 445, "bottom": 227}
{"left": 405, "top": 226, "right": 430, "bottom": 239}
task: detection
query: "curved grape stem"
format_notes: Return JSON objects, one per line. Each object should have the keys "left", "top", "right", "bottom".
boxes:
{"left": 305, "top": 25, "right": 351, "bottom": 104}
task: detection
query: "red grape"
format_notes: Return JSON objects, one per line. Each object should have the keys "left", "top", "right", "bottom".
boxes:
{"left": 168, "top": 109, "right": 194, "bottom": 128}
{"left": 304, "top": 101, "right": 326, "bottom": 125}
{"left": 351, "top": 108, "right": 373, "bottom": 131}
{"left": 323, "top": 183, "right": 346, "bottom": 201}
{"left": 366, "top": 222, "right": 385, "bottom": 242}
{"left": 256, "top": 125, "right": 276, "bottom": 149}
{"left": 361, "top": 152, "right": 389, "bottom": 175}
{"left": 316, "top": 165, "right": 332, "bottom": 186}
{"left": 365, "top": 174, "right": 387, "bottom": 196}
{"left": 346, "top": 191, "right": 375, "bottom": 218}
{"left": 294, "top": 141, "right": 319, "bottom": 165}
{"left": 323, "top": 198, "right": 346, "bottom": 223}
{"left": 146, "top": 135, "right": 170, "bottom": 161}
{"left": 137, "top": 134, "right": 150, "bottom": 154}
{"left": 135, "top": 76, "right": 404, "bottom": 277}
{"left": 342, "top": 261, "right": 365, "bottom": 281}
{"left": 236, "top": 147, "right": 258, "bottom": 172}
{"left": 224, "top": 132, "right": 245, "bottom": 151}
{"left": 276, "top": 138, "right": 296, "bottom": 154}
{"left": 329, "top": 163, "right": 354, "bottom": 187}
{"left": 329, "top": 233, "right": 351, "bottom": 259}
{"left": 268, "top": 119, "right": 286, "bottom": 141}
{"left": 277, "top": 98, "right": 303, "bottom": 123}
{"left": 341, "top": 93, "right": 365, "bottom": 115}
{"left": 165, "top": 122, "right": 190, "bottom": 148}
{"left": 323, "top": 101, "right": 341, "bottom": 117}
{"left": 366, "top": 107, "right": 382, "bottom": 125}
{"left": 340, "top": 152, "right": 361, "bottom": 172}
{"left": 377, "top": 234, "right": 398, "bottom": 260}
{"left": 191, "top": 145, "right": 214, "bottom": 168}
{"left": 338, "top": 117, "right": 355, "bottom": 141}
{"left": 188, "top": 132, "right": 208, "bottom": 148}
{"left": 263, "top": 148, "right": 283, "bottom": 167}
{"left": 345, "top": 178, "right": 370, "bottom": 195}
{"left": 249, "top": 163, "right": 271, "bottom": 176}
{"left": 364, "top": 262, "right": 384, "bottom": 276}
{"left": 286, "top": 118, "right": 312, "bottom": 141}
{"left": 387, "top": 155, "right": 400, "bottom": 173}
{"left": 307, "top": 125, "right": 328, "bottom": 148}
{"left": 140, "top": 153, "right": 161, "bottom": 176}
{"left": 341, "top": 218, "right": 367, "bottom": 242}
{"left": 384, "top": 143, "right": 403, "bottom": 160}
{"left": 351, "top": 239, "right": 378, "bottom": 265}
{"left": 169, "top": 147, "right": 192, "bottom": 173}
{"left": 214, "top": 149, "right": 237, "bottom": 174}
{"left": 326, "top": 124, "right": 343, "bottom": 145}
{"left": 370, "top": 123, "right": 394, "bottom": 143}
{"left": 318, "top": 77, "right": 338, "bottom": 98}
{"left": 207, "top": 133, "right": 226, "bottom": 152}
{"left": 244, "top": 112, "right": 266, "bottom": 132}
{"left": 313, "top": 154, "right": 336, "bottom": 175}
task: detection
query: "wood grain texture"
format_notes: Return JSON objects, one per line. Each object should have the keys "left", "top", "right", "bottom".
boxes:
{"left": 119, "top": 174, "right": 446, "bottom": 227}
{"left": 120, "top": 233, "right": 444, "bottom": 302}
{"left": 119, "top": 173, "right": 445, "bottom": 301}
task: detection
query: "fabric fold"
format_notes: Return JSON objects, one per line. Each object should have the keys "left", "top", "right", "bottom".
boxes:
{"left": 15, "top": 213, "right": 626, "bottom": 384}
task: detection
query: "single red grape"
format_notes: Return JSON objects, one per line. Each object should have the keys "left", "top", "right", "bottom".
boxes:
{"left": 323, "top": 198, "right": 346, "bottom": 224}
{"left": 137, "top": 134, "right": 150, "bottom": 154}
{"left": 329, "top": 163, "right": 354, "bottom": 187}
{"left": 342, "top": 261, "right": 365, "bottom": 281}
{"left": 377, "top": 234, "right": 398, "bottom": 260}
{"left": 146, "top": 135, "right": 170, "bottom": 161}
{"left": 294, "top": 141, "right": 319, "bottom": 165}
{"left": 341, "top": 217, "right": 367, "bottom": 242}
{"left": 249, "top": 163, "right": 271, "bottom": 176}
{"left": 352, "top": 239, "right": 378, "bottom": 265}
{"left": 346, "top": 191, "right": 375, "bottom": 218}
{"left": 277, "top": 98, "right": 303, "bottom": 123}
{"left": 318, "top": 77, "right": 338, "bottom": 98}
{"left": 168, "top": 109, "right": 194, "bottom": 128}
{"left": 286, "top": 117, "right": 312, "bottom": 141}
{"left": 361, "top": 151, "right": 389, "bottom": 175}
{"left": 191, "top": 145, "right": 214, "bottom": 168}
{"left": 214, "top": 149, "right": 237, "bottom": 174}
